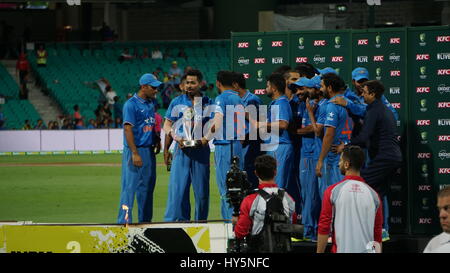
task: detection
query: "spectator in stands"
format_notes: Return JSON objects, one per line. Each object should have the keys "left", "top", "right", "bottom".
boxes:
{"left": 177, "top": 48, "right": 187, "bottom": 60}
{"left": 16, "top": 52, "right": 30, "bottom": 84}
{"left": 113, "top": 96, "right": 123, "bottom": 119}
{"left": 52, "top": 121, "right": 60, "bottom": 130}
{"left": 19, "top": 82, "right": 28, "bottom": 100}
{"left": 87, "top": 119, "right": 97, "bottom": 129}
{"left": 141, "top": 47, "right": 149, "bottom": 59}
{"left": 169, "top": 61, "right": 182, "bottom": 85}
{"left": 151, "top": 47, "right": 163, "bottom": 60}
{"left": 60, "top": 119, "right": 71, "bottom": 130}
{"left": 118, "top": 48, "right": 133, "bottom": 63}
{"left": 73, "top": 105, "right": 85, "bottom": 129}
{"left": 105, "top": 86, "right": 117, "bottom": 106}
{"left": 114, "top": 117, "right": 123, "bottom": 129}
{"left": 100, "top": 118, "right": 112, "bottom": 128}
{"left": 22, "top": 120, "right": 31, "bottom": 130}
{"left": 36, "top": 44, "right": 47, "bottom": 67}
{"left": 34, "top": 119, "right": 46, "bottom": 130}
{"left": 47, "top": 120, "right": 54, "bottom": 130}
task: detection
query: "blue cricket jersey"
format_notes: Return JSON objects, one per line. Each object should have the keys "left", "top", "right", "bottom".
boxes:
{"left": 314, "top": 98, "right": 328, "bottom": 160}
{"left": 266, "top": 95, "right": 293, "bottom": 144}
{"left": 242, "top": 90, "right": 262, "bottom": 135}
{"left": 324, "top": 94, "right": 353, "bottom": 163}
{"left": 122, "top": 94, "right": 157, "bottom": 147}
{"left": 301, "top": 99, "right": 317, "bottom": 158}
{"left": 165, "top": 94, "right": 213, "bottom": 140}
{"left": 213, "top": 89, "right": 245, "bottom": 145}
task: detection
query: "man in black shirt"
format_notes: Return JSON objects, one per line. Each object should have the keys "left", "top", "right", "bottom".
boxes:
{"left": 334, "top": 80, "right": 402, "bottom": 198}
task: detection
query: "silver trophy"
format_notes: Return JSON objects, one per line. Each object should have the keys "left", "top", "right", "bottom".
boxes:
{"left": 182, "top": 107, "right": 196, "bottom": 147}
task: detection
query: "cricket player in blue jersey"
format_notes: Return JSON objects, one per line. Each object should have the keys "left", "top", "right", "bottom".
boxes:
{"left": 252, "top": 73, "right": 293, "bottom": 189}
{"left": 291, "top": 75, "right": 323, "bottom": 241}
{"left": 232, "top": 72, "right": 263, "bottom": 189}
{"left": 117, "top": 73, "right": 162, "bottom": 224}
{"left": 163, "top": 69, "right": 213, "bottom": 222}
{"left": 202, "top": 71, "right": 245, "bottom": 221}
{"left": 315, "top": 73, "right": 353, "bottom": 198}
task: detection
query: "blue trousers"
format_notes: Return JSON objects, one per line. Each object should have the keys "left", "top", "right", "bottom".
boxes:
{"left": 214, "top": 141, "right": 243, "bottom": 220}
{"left": 299, "top": 156, "right": 321, "bottom": 240}
{"left": 267, "top": 143, "right": 294, "bottom": 189}
{"left": 117, "top": 146, "right": 156, "bottom": 224}
{"left": 164, "top": 144, "right": 210, "bottom": 221}
{"left": 318, "top": 158, "right": 343, "bottom": 200}
{"left": 242, "top": 140, "right": 263, "bottom": 189}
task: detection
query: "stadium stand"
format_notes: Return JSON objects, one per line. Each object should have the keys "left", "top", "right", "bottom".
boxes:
{"left": 27, "top": 40, "right": 230, "bottom": 126}
{"left": 0, "top": 63, "right": 42, "bottom": 130}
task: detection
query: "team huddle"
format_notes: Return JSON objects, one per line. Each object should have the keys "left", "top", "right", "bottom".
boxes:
{"left": 116, "top": 63, "right": 402, "bottom": 245}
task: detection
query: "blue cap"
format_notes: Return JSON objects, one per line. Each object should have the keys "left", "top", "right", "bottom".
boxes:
{"left": 309, "top": 75, "right": 322, "bottom": 89}
{"left": 318, "top": 67, "right": 338, "bottom": 75}
{"left": 139, "top": 73, "right": 162, "bottom": 88}
{"left": 352, "top": 67, "right": 369, "bottom": 81}
{"left": 292, "top": 77, "right": 311, "bottom": 88}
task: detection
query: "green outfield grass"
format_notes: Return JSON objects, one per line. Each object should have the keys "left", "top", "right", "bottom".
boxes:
{"left": 0, "top": 154, "right": 221, "bottom": 223}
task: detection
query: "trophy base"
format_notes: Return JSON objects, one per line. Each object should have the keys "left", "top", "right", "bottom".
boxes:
{"left": 183, "top": 140, "right": 196, "bottom": 147}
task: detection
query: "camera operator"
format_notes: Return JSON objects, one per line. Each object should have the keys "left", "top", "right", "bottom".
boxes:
{"left": 232, "top": 155, "right": 297, "bottom": 252}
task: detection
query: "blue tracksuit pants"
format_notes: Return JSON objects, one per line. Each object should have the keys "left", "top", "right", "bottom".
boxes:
{"left": 117, "top": 146, "right": 156, "bottom": 224}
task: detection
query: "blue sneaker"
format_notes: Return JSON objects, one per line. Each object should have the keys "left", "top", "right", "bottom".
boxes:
{"left": 382, "top": 229, "right": 390, "bottom": 242}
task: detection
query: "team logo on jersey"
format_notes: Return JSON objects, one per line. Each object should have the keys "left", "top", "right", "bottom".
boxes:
{"left": 420, "top": 99, "right": 427, "bottom": 112}
{"left": 419, "top": 33, "right": 426, "bottom": 46}
{"left": 334, "top": 36, "right": 341, "bottom": 48}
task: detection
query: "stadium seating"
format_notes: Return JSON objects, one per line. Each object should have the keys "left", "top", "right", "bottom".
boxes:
{"left": 0, "top": 63, "right": 42, "bottom": 129}
{"left": 28, "top": 40, "right": 230, "bottom": 125}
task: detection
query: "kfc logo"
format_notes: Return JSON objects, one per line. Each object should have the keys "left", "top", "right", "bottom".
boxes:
{"left": 439, "top": 168, "right": 450, "bottom": 174}
{"left": 358, "top": 39, "right": 369, "bottom": 45}
{"left": 438, "top": 135, "right": 450, "bottom": 141}
{"left": 295, "top": 57, "right": 308, "bottom": 63}
{"left": 438, "top": 102, "right": 450, "bottom": 108}
{"left": 314, "top": 40, "right": 327, "bottom": 46}
{"left": 437, "top": 69, "right": 450, "bottom": 75}
{"left": 416, "top": 54, "right": 430, "bottom": 60}
{"left": 243, "top": 73, "right": 250, "bottom": 79}
{"left": 437, "top": 36, "right": 450, "bottom": 42}
{"left": 416, "top": 87, "right": 430, "bottom": 93}
{"left": 417, "top": 153, "right": 431, "bottom": 159}
{"left": 254, "top": 58, "right": 266, "bottom": 64}
{"left": 417, "top": 120, "right": 431, "bottom": 126}
{"left": 254, "top": 89, "right": 265, "bottom": 95}
{"left": 419, "top": 218, "right": 432, "bottom": 224}
{"left": 331, "top": 56, "right": 344, "bottom": 62}
{"left": 271, "top": 41, "right": 283, "bottom": 47}
{"left": 390, "top": 70, "right": 401, "bottom": 77}
{"left": 390, "top": 38, "right": 401, "bottom": 44}
{"left": 418, "top": 185, "right": 432, "bottom": 191}
{"left": 391, "top": 103, "right": 401, "bottom": 109}
{"left": 373, "top": 55, "right": 384, "bottom": 62}
{"left": 237, "top": 42, "right": 249, "bottom": 48}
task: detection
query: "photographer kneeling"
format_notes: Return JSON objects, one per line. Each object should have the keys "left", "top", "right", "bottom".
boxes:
{"left": 232, "top": 155, "right": 298, "bottom": 253}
